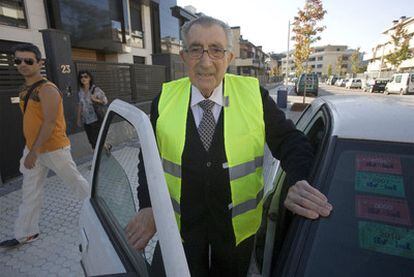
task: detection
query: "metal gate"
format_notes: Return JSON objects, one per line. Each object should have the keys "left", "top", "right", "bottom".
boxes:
{"left": 0, "top": 42, "right": 25, "bottom": 183}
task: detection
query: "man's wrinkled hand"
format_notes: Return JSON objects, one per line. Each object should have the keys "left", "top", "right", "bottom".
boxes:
{"left": 24, "top": 150, "right": 38, "bottom": 169}
{"left": 125, "top": 207, "right": 156, "bottom": 251}
{"left": 284, "top": 180, "right": 333, "bottom": 219}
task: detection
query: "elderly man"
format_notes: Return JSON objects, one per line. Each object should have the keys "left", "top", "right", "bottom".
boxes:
{"left": 126, "top": 16, "right": 332, "bottom": 276}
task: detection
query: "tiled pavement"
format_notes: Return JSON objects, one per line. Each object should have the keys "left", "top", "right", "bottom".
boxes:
{"left": 0, "top": 162, "right": 91, "bottom": 277}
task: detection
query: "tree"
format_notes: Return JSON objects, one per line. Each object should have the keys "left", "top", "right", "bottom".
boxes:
{"left": 385, "top": 23, "right": 412, "bottom": 71}
{"left": 350, "top": 47, "right": 361, "bottom": 77}
{"left": 292, "top": 0, "right": 326, "bottom": 104}
{"left": 327, "top": 64, "right": 332, "bottom": 76}
{"left": 336, "top": 55, "right": 344, "bottom": 76}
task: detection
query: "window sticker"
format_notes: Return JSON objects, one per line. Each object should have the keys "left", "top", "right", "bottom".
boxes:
{"left": 356, "top": 195, "right": 412, "bottom": 226}
{"left": 356, "top": 154, "right": 402, "bottom": 174}
{"left": 355, "top": 172, "right": 405, "bottom": 198}
{"left": 359, "top": 221, "right": 414, "bottom": 259}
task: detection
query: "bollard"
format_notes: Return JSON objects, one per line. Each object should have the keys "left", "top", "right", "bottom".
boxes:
{"left": 277, "top": 89, "right": 288, "bottom": 109}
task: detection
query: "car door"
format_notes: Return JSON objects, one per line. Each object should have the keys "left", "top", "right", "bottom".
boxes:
{"left": 256, "top": 101, "right": 331, "bottom": 276}
{"left": 79, "top": 100, "right": 190, "bottom": 277}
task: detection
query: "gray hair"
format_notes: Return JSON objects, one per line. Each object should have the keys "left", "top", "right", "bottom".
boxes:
{"left": 181, "top": 16, "right": 233, "bottom": 51}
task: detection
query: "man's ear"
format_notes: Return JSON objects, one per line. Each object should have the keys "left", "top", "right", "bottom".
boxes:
{"left": 179, "top": 50, "right": 186, "bottom": 62}
{"left": 226, "top": 51, "right": 235, "bottom": 64}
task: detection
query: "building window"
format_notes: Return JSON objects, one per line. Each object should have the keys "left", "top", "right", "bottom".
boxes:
{"left": 317, "top": 64, "right": 323, "bottom": 68}
{"left": 130, "top": 0, "right": 143, "bottom": 37}
{"left": 0, "top": 0, "right": 28, "bottom": 28}
{"left": 317, "top": 56, "right": 323, "bottom": 61}
{"left": 133, "top": 55, "right": 145, "bottom": 64}
{"left": 337, "top": 48, "right": 341, "bottom": 51}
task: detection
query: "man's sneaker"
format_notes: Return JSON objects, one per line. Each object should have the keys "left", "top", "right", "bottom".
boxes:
{"left": 0, "top": 233, "right": 39, "bottom": 248}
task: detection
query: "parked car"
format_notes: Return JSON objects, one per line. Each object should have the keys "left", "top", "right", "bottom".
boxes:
{"left": 345, "top": 78, "right": 362, "bottom": 89}
{"left": 255, "top": 95, "right": 414, "bottom": 277}
{"left": 326, "top": 75, "right": 338, "bottom": 85}
{"left": 335, "top": 78, "right": 348, "bottom": 87}
{"left": 80, "top": 96, "right": 414, "bottom": 276}
{"left": 384, "top": 72, "right": 414, "bottom": 95}
{"left": 295, "top": 73, "right": 319, "bottom": 96}
{"left": 363, "top": 79, "right": 389, "bottom": 93}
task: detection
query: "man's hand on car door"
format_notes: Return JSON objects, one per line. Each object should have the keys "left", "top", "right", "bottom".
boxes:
{"left": 126, "top": 207, "right": 156, "bottom": 251}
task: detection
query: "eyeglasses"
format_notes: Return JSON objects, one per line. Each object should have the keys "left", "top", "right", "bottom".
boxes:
{"left": 185, "top": 46, "right": 227, "bottom": 60}
{"left": 80, "top": 75, "right": 90, "bottom": 79}
{"left": 14, "top": 58, "right": 35, "bottom": 65}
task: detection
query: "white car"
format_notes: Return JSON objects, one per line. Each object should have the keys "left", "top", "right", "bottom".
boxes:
{"left": 384, "top": 72, "right": 414, "bottom": 95}
{"left": 256, "top": 95, "right": 414, "bottom": 276}
{"left": 80, "top": 96, "right": 414, "bottom": 276}
{"left": 345, "top": 78, "right": 362, "bottom": 89}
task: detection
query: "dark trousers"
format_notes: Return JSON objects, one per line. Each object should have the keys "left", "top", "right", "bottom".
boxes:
{"left": 83, "top": 120, "right": 102, "bottom": 149}
{"left": 183, "top": 222, "right": 255, "bottom": 277}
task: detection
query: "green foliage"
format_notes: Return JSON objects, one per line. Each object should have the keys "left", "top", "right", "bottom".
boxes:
{"left": 292, "top": 0, "right": 327, "bottom": 76}
{"left": 336, "top": 55, "right": 344, "bottom": 76}
{"left": 351, "top": 47, "right": 361, "bottom": 76}
{"left": 385, "top": 23, "right": 413, "bottom": 71}
{"left": 327, "top": 64, "right": 332, "bottom": 76}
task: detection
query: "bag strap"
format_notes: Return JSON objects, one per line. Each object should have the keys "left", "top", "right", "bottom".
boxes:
{"left": 91, "top": 85, "right": 96, "bottom": 95}
{"left": 24, "top": 79, "right": 48, "bottom": 113}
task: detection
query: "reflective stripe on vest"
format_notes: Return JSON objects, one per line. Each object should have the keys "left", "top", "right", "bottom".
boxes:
{"left": 156, "top": 74, "right": 265, "bottom": 245}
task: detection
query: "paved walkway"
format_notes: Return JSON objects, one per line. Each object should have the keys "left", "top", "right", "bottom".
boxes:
{"left": 0, "top": 162, "right": 91, "bottom": 277}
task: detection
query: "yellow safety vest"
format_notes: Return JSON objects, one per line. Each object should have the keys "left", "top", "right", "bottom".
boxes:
{"left": 156, "top": 73, "right": 265, "bottom": 245}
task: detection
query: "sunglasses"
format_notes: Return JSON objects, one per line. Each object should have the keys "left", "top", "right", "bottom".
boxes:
{"left": 14, "top": 58, "right": 36, "bottom": 65}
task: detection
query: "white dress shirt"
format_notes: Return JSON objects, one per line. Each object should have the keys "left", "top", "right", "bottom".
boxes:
{"left": 190, "top": 82, "right": 223, "bottom": 127}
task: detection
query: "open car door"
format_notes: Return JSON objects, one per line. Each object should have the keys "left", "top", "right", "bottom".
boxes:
{"left": 79, "top": 100, "right": 190, "bottom": 276}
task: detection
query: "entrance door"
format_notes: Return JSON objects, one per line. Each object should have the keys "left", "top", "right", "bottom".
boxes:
{"left": 0, "top": 40, "right": 25, "bottom": 183}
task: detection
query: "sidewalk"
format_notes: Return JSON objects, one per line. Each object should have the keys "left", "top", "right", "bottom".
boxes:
{"left": 0, "top": 161, "right": 91, "bottom": 277}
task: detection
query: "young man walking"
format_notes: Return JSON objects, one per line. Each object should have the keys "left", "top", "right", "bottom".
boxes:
{"left": 0, "top": 43, "right": 89, "bottom": 248}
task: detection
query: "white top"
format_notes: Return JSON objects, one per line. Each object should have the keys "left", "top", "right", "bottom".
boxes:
{"left": 190, "top": 82, "right": 223, "bottom": 127}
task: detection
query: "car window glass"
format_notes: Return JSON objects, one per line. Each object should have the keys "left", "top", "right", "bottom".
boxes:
{"left": 411, "top": 74, "right": 414, "bottom": 83}
{"left": 299, "top": 140, "right": 414, "bottom": 277}
{"left": 396, "top": 75, "right": 402, "bottom": 83}
{"left": 93, "top": 112, "right": 167, "bottom": 276}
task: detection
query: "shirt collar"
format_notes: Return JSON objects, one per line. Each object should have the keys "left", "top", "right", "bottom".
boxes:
{"left": 191, "top": 81, "right": 223, "bottom": 108}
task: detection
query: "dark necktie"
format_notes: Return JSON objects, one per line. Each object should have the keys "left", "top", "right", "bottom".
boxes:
{"left": 198, "top": 99, "right": 216, "bottom": 151}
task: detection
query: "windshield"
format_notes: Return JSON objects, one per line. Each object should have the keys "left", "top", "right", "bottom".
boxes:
{"left": 299, "top": 139, "right": 414, "bottom": 277}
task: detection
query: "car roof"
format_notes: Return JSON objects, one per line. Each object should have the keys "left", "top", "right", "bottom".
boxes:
{"left": 313, "top": 95, "right": 414, "bottom": 144}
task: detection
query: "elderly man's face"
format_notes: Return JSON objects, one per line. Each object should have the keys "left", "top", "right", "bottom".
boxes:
{"left": 180, "top": 24, "right": 234, "bottom": 98}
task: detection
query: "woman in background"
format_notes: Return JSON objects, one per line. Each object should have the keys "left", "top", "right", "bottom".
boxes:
{"left": 76, "top": 70, "right": 108, "bottom": 150}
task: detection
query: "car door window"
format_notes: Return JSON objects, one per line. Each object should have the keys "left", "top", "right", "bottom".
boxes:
{"left": 295, "top": 140, "right": 414, "bottom": 277}
{"left": 90, "top": 109, "right": 187, "bottom": 276}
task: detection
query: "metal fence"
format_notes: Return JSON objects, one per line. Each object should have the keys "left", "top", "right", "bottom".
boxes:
{"left": 74, "top": 61, "right": 166, "bottom": 104}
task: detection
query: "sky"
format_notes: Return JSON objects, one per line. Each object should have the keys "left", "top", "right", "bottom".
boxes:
{"left": 176, "top": 0, "right": 414, "bottom": 54}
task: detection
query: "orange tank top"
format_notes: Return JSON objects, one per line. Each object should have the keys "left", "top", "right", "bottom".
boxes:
{"left": 19, "top": 79, "right": 70, "bottom": 153}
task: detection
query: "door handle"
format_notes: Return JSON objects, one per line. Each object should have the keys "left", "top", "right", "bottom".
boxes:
{"left": 10, "top": 97, "right": 20, "bottom": 104}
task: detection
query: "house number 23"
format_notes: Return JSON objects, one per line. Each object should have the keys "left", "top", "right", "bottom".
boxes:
{"left": 61, "top": 65, "right": 71, "bottom": 74}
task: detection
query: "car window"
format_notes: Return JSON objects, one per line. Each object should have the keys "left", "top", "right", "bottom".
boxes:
{"left": 395, "top": 75, "right": 402, "bottom": 83}
{"left": 92, "top": 112, "right": 168, "bottom": 276}
{"left": 411, "top": 74, "right": 414, "bottom": 83}
{"left": 296, "top": 139, "right": 414, "bottom": 277}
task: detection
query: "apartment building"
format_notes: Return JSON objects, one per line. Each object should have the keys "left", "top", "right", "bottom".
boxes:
{"left": 364, "top": 16, "right": 414, "bottom": 78}
{"left": 229, "top": 27, "right": 270, "bottom": 82}
{"left": 281, "top": 45, "right": 360, "bottom": 77}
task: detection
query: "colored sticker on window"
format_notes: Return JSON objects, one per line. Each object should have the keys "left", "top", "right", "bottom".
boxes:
{"left": 356, "top": 195, "right": 412, "bottom": 226}
{"left": 355, "top": 172, "right": 405, "bottom": 197}
{"left": 356, "top": 154, "right": 402, "bottom": 174}
{"left": 359, "top": 221, "right": 414, "bottom": 259}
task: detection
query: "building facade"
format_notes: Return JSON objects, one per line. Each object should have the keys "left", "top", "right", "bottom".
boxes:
{"left": 229, "top": 27, "right": 270, "bottom": 82}
{"left": 281, "top": 45, "right": 360, "bottom": 78}
{"left": 364, "top": 16, "right": 414, "bottom": 78}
